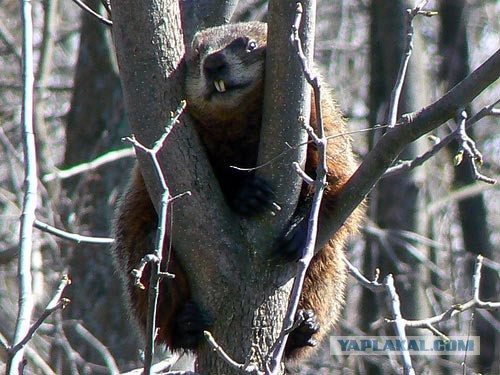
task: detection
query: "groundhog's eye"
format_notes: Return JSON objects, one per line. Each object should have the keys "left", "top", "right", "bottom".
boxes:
{"left": 247, "top": 40, "right": 258, "bottom": 51}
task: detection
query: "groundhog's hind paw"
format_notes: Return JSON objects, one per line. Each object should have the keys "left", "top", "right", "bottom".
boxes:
{"left": 230, "top": 175, "right": 277, "bottom": 216}
{"left": 171, "top": 300, "right": 213, "bottom": 350}
{"left": 285, "top": 309, "right": 320, "bottom": 356}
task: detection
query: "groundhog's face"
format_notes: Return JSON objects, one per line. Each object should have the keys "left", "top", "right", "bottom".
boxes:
{"left": 185, "top": 22, "right": 267, "bottom": 116}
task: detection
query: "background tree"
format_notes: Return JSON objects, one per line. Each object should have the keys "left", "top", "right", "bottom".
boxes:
{"left": 61, "top": 0, "right": 137, "bottom": 367}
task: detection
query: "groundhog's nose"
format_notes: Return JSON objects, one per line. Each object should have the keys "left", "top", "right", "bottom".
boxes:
{"left": 203, "top": 52, "right": 228, "bottom": 80}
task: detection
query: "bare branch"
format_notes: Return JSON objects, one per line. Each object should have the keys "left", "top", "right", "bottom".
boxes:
{"left": 0, "top": 126, "right": 24, "bottom": 165}
{"left": 347, "top": 255, "right": 499, "bottom": 372}
{"left": 9, "top": 276, "right": 71, "bottom": 357}
{"left": 232, "top": 126, "right": 389, "bottom": 173}
{"left": 387, "top": 1, "right": 435, "bottom": 126}
{"left": 384, "top": 274, "right": 415, "bottom": 375}
{"left": 34, "top": 219, "right": 114, "bottom": 244}
{"left": 8, "top": 0, "right": 37, "bottom": 372}
{"left": 42, "top": 147, "right": 135, "bottom": 182}
{"left": 345, "top": 258, "right": 383, "bottom": 292}
{"left": 204, "top": 331, "right": 262, "bottom": 374}
{"left": 34, "top": 0, "right": 60, "bottom": 173}
{"left": 24, "top": 346, "right": 57, "bottom": 375}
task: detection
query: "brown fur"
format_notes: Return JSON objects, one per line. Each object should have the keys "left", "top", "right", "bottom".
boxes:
{"left": 112, "top": 21, "right": 362, "bottom": 360}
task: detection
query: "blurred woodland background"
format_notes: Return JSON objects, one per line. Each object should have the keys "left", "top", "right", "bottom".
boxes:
{"left": 0, "top": 0, "right": 498, "bottom": 374}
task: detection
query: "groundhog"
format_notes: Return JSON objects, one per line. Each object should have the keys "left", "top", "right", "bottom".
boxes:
{"left": 112, "top": 21, "right": 362, "bottom": 361}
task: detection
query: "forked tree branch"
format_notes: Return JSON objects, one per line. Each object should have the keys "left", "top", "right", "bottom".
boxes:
{"left": 346, "top": 255, "right": 499, "bottom": 374}
{"left": 122, "top": 102, "right": 186, "bottom": 374}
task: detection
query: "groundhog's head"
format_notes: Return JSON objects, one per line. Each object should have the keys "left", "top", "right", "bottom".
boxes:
{"left": 185, "top": 22, "right": 267, "bottom": 118}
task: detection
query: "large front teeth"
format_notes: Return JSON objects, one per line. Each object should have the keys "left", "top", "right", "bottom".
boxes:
{"left": 214, "top": 80, "right": 226, "bottom": 93}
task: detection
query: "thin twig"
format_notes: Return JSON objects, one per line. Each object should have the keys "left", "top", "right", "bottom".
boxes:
{"left": 345, "top": 258, "right": 383, "bottom": 292}
{"left": 364, "top": 223, "right": 447, "bottom": 279}
{"left": 9, "top": 276, "right": 71, "bottom": 355}
{"left": 42, "top": 147, "right": 135, "bottom": 182}
{"left": 8, "top": 0, "right": 37, "bottom": 372}
{"left": 71, "top": 0, "right": 113, "bottom": 26}
{"left": 204, "top": 331, "right": 262, "bottom": 374}
{"left": 24, "top": 346, "right": 57, "bottom": 375}
{"left": 231, "top": 125, "right": 389, "bottom": 173}
{"left": 387, "top": 1, "right": 436, "bottom": 127}
{"left": 384, "top": 99, "right": 499, "bottom": 177}
{"left": 34, "top": 219, "right": 114, "bottom": 244}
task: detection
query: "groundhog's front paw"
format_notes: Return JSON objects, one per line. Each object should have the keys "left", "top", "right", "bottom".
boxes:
{"left": 171, "top": 300, "right": 213, "bottom": 350}
{"left": 285, "top": 309, "right": 321, "bottom": 356}
{"left": 230, "top": 175, "right": 276, "bottom": 216}
{"left": 269, "top": 217, "right": 308, "bottom": 263}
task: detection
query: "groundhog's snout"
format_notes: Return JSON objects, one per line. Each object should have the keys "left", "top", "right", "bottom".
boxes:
{"left": 203, "top": 52, "right": 228, "bottom": 81}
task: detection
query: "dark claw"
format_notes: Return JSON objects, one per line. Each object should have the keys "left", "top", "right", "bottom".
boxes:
{"left": 230, "top": 175, "right": 276, "bottom": 217}
{"left": 172, "top": 301, "right": 213, "bottom": 350}
{"left": 285, "top": 309, "right": 321, "bottom": 356}
{"left": 268, "top": 216, "right": 308, "bottom": 264}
